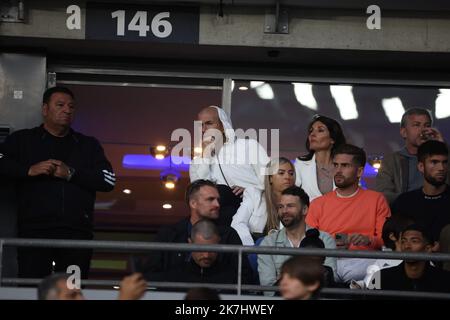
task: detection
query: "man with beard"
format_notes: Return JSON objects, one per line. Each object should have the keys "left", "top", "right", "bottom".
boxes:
{"left": 190, "top": 106, "right": 270, "bottom": 195}
{"left": 306, "top": 144, "right": 391, "bottom": 283}
{"left": 190, "top": 106, "right": 270, "bottom": 229}
{"left": 376, "top": 108, "right": 448, "bottom": 205}
{"left": 137, "top": 179, "right": 253, "bottom": 283}
{"left": 392, "top": 140, "right": 450, "bottom": 247}
{"left": 372, "top": 224, "right": 450, "bottom": 293}
{"left": 165, "top": 219, "right": 252, "bottom": 290}
{"left": 257, "top": 186, "right": 336, "bottom": 295}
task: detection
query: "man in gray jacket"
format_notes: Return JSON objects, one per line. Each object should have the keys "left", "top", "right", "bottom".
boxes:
{"left": 376, "top": 108, "right": 449, "bottom": 205}
{"left": 257, "top": 186, "right": 336, "bottom": 294}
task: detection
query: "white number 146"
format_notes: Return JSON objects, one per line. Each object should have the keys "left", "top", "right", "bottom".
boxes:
{"left": 111, "top": 10, "right": 172, "bottom": 38}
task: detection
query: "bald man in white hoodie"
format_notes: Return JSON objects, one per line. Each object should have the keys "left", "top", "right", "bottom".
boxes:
{"left": 190, "top": 106, "right": 270, "bottom": 245}
{"left": 190, "top": 106, "right": 269, "bottom": 193}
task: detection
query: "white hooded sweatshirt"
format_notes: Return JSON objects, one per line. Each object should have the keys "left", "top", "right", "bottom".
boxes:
{"left": 189, "top": 107, "right": 270, "bottom": 245}
{"left": 231, "top": 187, "right": 268, "bottom": 245}
{"left": 189, "top": 106, "right": 269, "bottom": 190}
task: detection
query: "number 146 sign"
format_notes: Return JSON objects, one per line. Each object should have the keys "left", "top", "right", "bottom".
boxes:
{"left": 111, "top": 11, "right": 172, "bottom": 38}
{"left": 86, "top": 3, "right": 199, "bottom": 44}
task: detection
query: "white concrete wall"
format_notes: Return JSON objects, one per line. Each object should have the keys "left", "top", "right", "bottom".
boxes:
{"left": 2, "top": 2, "right": 450, "bottom": 53}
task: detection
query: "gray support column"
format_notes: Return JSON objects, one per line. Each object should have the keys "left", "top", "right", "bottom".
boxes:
{"left": 222, "top": 78, "right": 232, "bottom": 117}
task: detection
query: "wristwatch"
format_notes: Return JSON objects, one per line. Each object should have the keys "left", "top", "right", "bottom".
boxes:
{"left": 67, "top": 167, "right": 75, "bottom": 181}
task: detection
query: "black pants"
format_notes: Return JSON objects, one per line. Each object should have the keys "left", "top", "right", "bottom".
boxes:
{"left": 18, "top": 228, "right": 93, "bottom": 279}
{"left": 216, "top": 184, "right": 242, "bottom": 226}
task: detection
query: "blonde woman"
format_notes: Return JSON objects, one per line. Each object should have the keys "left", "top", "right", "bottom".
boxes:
{"left": 231, "top": 157, "right": 295, "bottom": 245}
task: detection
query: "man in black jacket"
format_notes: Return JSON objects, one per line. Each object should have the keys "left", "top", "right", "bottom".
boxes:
{"left": 138, "top": 179, "right": 254, "bottom": 283}
{"left": 166, "top": 219, "right": 251, "bottom": 290}
{"left": 0, "top": 86, "right": 114, "bottom": 279}
{"left": 372, "top": 224, "right": 450, "bottom": 293}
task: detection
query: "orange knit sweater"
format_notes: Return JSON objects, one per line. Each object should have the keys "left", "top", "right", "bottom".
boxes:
{"left": 306, "top": 188, "right": 391, "bottom": 250}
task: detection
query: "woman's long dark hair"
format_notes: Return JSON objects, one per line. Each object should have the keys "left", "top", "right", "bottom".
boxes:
{"left": 299, "top": 115, "right": 346, "bottom": 161}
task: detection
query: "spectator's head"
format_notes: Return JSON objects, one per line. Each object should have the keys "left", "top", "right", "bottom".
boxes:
{"left": 42, "top": 86, "right": 75, "bottom": 129}
{"left": 186, "top": 180, "right": 220, "bottom": 223}
{"left": 198, "top": 106, "right": 225, "bottom": 136}
{"left": 417, "top": 140, "right": 448, "bottom": 188}
{"left": 189, "top": 219, "right": 221, "bottom": 268}
{"left": 400, "top": 108, "right": 433, "bottom": 150}
{"left": 382, "top": 216, "right": 414, "bottom": 251}
{"left": 401, "top": 224, "right": 434, "bottom": 263}
{"left": 332, "top": 144, "right": 366, "bottom": 189}
{"left": 277, "top": 186, "right": 310, "bottom": 229}
{"left": 264, "top": 157, "right": 296, "bottom": 231}
{"left": 265, "top": 157, "right": 296, "bottom": 193}
{"left": 38, "top": 273, "right": 84, "bottom": 300}
{"left": 304, "top": 115, "right": 346, "bottom": 159}
{"left": 184, "top": 287, "right": 221, "bottom": 300}
{"left": 300, "top": 228, "right": 326, "bottom": 264}
{"left": 279, "top": 256, "right": 324, "bottom": 300}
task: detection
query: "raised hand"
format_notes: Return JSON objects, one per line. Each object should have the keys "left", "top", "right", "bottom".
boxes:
{"left": 118, "top": 273, "right": 147, "bottom": 300}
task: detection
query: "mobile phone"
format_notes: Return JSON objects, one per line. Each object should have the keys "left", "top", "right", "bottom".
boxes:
{"left": 336, "top": 233, "right": 348, "bottom": 243}
{"left": 420, "top": 129, "right": 435, "bottom": 141}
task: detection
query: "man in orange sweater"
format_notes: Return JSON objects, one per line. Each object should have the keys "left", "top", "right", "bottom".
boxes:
{"left": 306, "top": 144, "right": 391, "bottom": 284}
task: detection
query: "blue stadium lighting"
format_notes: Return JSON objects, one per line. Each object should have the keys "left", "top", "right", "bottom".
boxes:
{"left": 363, "top": 162, "right": 378, "bottom": 178}
{"left": 122, "top": 154, "right": 190, "bottom": 171}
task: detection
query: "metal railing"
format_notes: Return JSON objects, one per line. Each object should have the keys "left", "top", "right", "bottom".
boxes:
{"left": 1, "top": 238, "right": 450, "bottom": 299}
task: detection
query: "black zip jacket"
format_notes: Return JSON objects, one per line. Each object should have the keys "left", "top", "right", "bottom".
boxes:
{"left": 167, "top": 258, "right": 241, "bottom": 288}
{"left": 379, "top": 262, "right": 450, "bottom": 293}
{"left": 137, "top": 217, "right": 255, "bottom": 284}
{"left": 0, "top": 126, "right": 114, "bottom": 232}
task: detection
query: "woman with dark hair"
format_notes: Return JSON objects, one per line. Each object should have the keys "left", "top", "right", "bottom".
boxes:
{"left": 294, "top": 115, "right": 346, "bottom": 201}
{"left": 300, "top": 228, "right": 336, "bottom": 288}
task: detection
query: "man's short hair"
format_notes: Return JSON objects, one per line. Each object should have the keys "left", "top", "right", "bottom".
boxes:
{"left": 38, "top": 273, "right": 69, "bottom": 300}
{"left": 190, "top": 219, "right": 220, "bottom": 242}
{"left": 43, "top": 86, "right": 75, "bottom": 104}
{"left": 382, "top": 216, "right": 414, "bottom": 250}
{"left": 400, "top": 108, "right": 433, "bottom": 128}
{"left": 403, "top": 223, "right": 434, "bottom": 245}
{"left": 332, "top": 143, "right": 367, "bottom": 168}
{"left": 280, "top": 256, "right": 324, "bottom": 290}
{"left": 185, "top": 179, "right": 217, "bottom": 205}
{"left": 185, "top": 287, "right": 220, "bottom": 300}
{"left": 417, "top": 140, "right": 449, "bottom": 163}
{"left": 281, "top": 186, "right": 310, "bottom": 207}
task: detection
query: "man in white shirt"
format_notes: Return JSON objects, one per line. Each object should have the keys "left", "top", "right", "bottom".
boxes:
{"left": 190, "top": 106, "right": 270, "bottom": 193}
{"left": 190, "top": 106, "right": 270, "bottom": 236}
